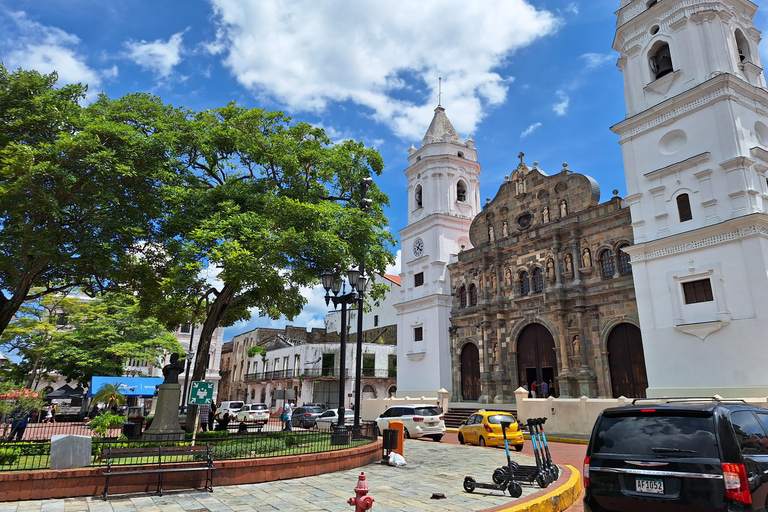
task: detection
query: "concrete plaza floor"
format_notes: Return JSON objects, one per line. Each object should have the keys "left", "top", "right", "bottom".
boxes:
{"left": 0, "top": 437, "right": 581, "bottom": 512}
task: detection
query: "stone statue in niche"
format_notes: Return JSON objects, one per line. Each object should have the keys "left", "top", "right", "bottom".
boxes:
{"left": 517, "top": 179, "right": 525, "bottom": 195}
{"left": 582, "top": 248, "right": 592, "bottom": 267}
{"left": 546, "top": 258, "right": 554, "bottom": 277}
{"left": 162, "top": 353, "right": 185, "bottom": 384}
{"left": 560, "top": 199, "right": 568, "bottom": 218}
{"left": 491, "top": 271, "right": 496, "bottom": 290}
{"left": 502, "top": 221, "right": 509, "bottom": 237}
{"left": 488, "top": 225, "right": 495, "bottom": 241}
{"left": 565, "top": 253, "right": 573, "bottom": 273}
{"left": 505, "top": 268, "right": 512, "bottom": 286}
{"left": 542, "top": 206, "right": 550, "bottom": 223}
{"left": 479, "top": 275, "right": 484, "bottom": 294}
{"left": 572, "top": 335, "right": 581, "bottom": 357}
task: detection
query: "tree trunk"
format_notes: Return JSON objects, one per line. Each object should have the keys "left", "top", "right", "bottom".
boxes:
{"left": 185, "top": 282, "right": 238, "bottom": 433}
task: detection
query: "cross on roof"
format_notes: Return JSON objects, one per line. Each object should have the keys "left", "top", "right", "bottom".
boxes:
{"left": 518, "top": 151, "right": 525, "bottom": 164}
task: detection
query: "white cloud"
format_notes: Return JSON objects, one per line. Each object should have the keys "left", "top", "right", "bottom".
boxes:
{"left": 207, "top": 0, "right": 561, "bottom": 141}
{"left": 564, "top": 3, "right": 579, "bottom": 15}
{"left": 1, "top": 11, "right": 107, "bottom": 89}
{"left": 124, "top": 29, "right": 187, "bottom": 79}
{"left": 520, "top": 122, "right": 542, "bottom": 139}
{"left": 581, "top": 53, "right": 614, "bottom": 70}
{"left": 553, "top": 90, "right": 569, "bottom": 116}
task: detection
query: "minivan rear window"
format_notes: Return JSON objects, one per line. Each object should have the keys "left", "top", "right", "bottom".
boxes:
{"left": 414, "top": 407, "right": 441, "bottom": 416}
{"left": 592, "top": 413, "right": 718, "bottom": 457}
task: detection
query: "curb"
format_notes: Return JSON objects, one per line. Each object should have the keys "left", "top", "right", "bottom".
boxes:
{"left": 480, "top": 465, "right": 582, "bottom": 512}
{"left": 523, "top": 434, "right": 589, "bottom": 445}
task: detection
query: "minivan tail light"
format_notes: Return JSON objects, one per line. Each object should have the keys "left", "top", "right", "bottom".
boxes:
{"left": 722, "top": 463, "right": 751, "bottom": 505}
{"left": 439, "top": 415, "right": 444, "bottom": 420}
{"left": 583, "top": 457, "right": 590, "bottom": 489}
{"left": 412, "top": 416, "right": 424, "bottom": 422}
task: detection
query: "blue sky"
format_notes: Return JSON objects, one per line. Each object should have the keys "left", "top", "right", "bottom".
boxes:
{"left": 2, "top": 0, "right": 767, "bottom": 341}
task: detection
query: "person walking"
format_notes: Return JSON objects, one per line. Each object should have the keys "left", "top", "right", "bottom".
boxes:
{"left": 8, "top": 407, "right": 31, "bottom": 441}
{"left": 541, "top": 380, "right": 549, "bottom": 398}
{"left": 282, "top": 401, "right": 293, "bottom": 432}
{"left": 531, "top": 380, "right": 538, "bottom": 398}
{"left": 199, "top": 404, "right": 211, "bottom": 431}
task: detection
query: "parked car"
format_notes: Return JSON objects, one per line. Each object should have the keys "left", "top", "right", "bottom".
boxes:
{"left": 293, "top": 406, "right": 325, "bottom": 429}
{"left": 458, "top": 410, "right": 523, "bottom": 450}
{"left": 218, "top": 401, "right": 244, "bottom": 417}
{"left": 316, "top": 409, "right": 354, "bottom": 432}
{"left": 235, "top": 403, "right": 270, "bottom": 424}
{"left": 375, "top": 404, "right": 445, "bottom": 441}
{"left": 584, "top": 397, "right": 768, "bottom": 511}
{"left": 302, "top": 402, "right": 329, "bottom": 411}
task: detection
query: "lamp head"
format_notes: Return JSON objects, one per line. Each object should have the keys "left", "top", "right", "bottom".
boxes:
{"left": 347, "top": 268, "right": 360, "bottom": 288}
{"left": 321, "top": 270, "right": 334, "bottom": 292}
{"left": 356, "top": 276, "right": 367, "bottom": 293}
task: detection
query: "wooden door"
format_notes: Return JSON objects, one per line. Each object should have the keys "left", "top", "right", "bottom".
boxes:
{"left": 461, "top": 343, "right": 481, "bottom": 400}
{"left": 516, "top": 323, "right": 557, "bottom": 390}
{"left": 608, "top": 323, "right": 648, "bottom": 398}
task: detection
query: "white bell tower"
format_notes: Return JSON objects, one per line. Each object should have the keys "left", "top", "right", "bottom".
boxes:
{"left": 613, "top": 0, "right": 768, "bottom": 397}
{"left": 395, "top": 105, "right": 481, "bottom": 398}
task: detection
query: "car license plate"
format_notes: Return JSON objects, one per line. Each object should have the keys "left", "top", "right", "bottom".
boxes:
{"left": 636, "top": 477, "right": 664, "bottom": 494}
{"left": 428, "top": 422, "right": 436, "bottom": 426}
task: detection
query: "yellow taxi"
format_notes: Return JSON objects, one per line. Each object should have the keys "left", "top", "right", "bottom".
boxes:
{"left": 457, "top": 410, "right": 524, "bottom": 450}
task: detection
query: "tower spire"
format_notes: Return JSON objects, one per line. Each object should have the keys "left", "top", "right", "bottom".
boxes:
{"left": 438, "top": 77, "right": 442, "bottom": 107}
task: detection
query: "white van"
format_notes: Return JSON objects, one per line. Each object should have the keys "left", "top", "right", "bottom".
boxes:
{"left": 218, "top": 401, "right": 244, "bottom": 417}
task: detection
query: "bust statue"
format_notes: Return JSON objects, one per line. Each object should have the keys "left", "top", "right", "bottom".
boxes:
{"left": 162, "top": 353, "right": 185, "bottom": 384}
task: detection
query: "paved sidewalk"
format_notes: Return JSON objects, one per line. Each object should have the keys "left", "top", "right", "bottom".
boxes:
{"left": 0, "top": 439, "right": 579, "bottom": 512}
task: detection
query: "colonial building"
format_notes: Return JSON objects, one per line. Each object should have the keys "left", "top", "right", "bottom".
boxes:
{"left": 395, "top": 105, "right": 482, "bottom": 397}
{"left": 613, "top": 0, "right": 768, "bottom": 396}
{"left": 448, "top": 157, "right": 645, "bottom": 400}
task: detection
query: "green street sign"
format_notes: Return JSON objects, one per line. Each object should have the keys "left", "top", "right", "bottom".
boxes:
{"left": 188, "top": 381, "right": 214, "bottom": 405}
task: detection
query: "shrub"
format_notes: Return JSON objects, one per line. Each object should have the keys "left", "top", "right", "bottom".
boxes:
{"left": 87, "top": 412, "right": 125, "bottom": 437}
{"left": 0, "top": 447, "right": 21, "bottom": 465}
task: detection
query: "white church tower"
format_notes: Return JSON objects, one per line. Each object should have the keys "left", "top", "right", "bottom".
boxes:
{"left": 613, "top": 0, "right": 768, "bottom": 397}
{"left": 395, "top": 105, "right": 481, "bottom": 397}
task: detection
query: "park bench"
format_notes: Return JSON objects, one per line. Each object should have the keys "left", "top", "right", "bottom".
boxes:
{"left": 102, "top": 444, "right": 215, "bottom": 499}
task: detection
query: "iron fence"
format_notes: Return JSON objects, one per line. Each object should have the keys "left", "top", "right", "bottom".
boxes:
{"left": 0, "top": 421, "right": 378, "bottom": 472}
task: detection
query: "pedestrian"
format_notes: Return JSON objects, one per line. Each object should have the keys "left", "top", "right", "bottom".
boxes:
{"left": 541, "top": 380, "right": 549, "bottom": 398}
{"left": 549, "top": 380, "right": 556, "bottom": 397}
{"left": 531, "top": 380, "right": 538, "bottom": 398}
{"left": 522, "top": 381, "right": 529, "bottom": 396}
{"left": 42, "top": 405, "right": 53, "bottom": 423}
{"left": 8, "top": 407, "right": 31, "bottom": 441}
{"left": 209, "top": 404, "right": 217, "bottom": 430}
{"left": 282, "top": 401, "right": 293, "bottom": 432}
{"left": 214, "top": 411, "right": 230, "bottom": 431}
{"left": 199, "top": 403, "right": 211, "bottom": 431}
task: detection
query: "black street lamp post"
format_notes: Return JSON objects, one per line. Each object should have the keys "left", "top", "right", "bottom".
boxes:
{"left": 352, "top": 261, "right": 365, "bottom": 440}
{"left": 181, "top": 348, "right": 195, "bottom": 415}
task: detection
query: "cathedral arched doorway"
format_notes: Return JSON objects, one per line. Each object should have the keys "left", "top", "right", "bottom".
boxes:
{"left": 608, "top": 323, "right": 648, "bottom": 398}
{"left": 516, "top": 323, "right": 556, "bottom": 393}
{"left": 460, "top": 343, "right": 481, "bottom": 400}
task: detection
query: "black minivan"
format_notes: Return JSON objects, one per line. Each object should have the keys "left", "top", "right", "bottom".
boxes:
{"left": 584, "top": 398, "right": 768, "bottom": 511}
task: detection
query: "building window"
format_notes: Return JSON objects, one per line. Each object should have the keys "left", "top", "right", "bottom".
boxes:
{"left": 532, "top": 267, "right": 544, "bottom": 293}
{"left": 649, "top": 42, "right": 673, "bottom": 79}
{"left": 56, "top": 313, "right": 68, "bottom": 326}
{"left": 618, "top": 244, "right": 632, "bottom": 276}
{"left": 415, "top": 184, "right": 423, "bottom": 209}
{"left": 180, "top": 323, "right": 191, "bottom": 333}
{"left": 469, "top": 284, "right": 477, "bottom": 306}
{"left": 735, "top": 29, "right": 751, "bottom": 63}
{"left": 457, "top": 180, "right": 467, "bottom": 202}
{"left": 263, "top": 360, "right": 269, "bottom": 378}
{"left": 294, "top": 355, "right": 300, "bottom": 375}
{"left": 683, "top": 279, "right": 714, "bottom": 304}
{"left": 374, "top": 315, "right": 379, "bottom": 326}
{"left": 458, "top": 285, "right": 467, "bottom": 308}
{"left": 518, "top": 271, "right": 530, "bottom": 296}
{"left": 414, "top": 326, "right": 423, "bottom": 342}
{"left": 677, "top": 193, "right": 692, "bottom": 222}
{"left": 415, "top": 272, "right": 424, "bottom": 287}
{"left": 599, "top": 249, "right": 615, "bottom": 279}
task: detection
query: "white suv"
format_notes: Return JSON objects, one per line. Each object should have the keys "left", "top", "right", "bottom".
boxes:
{"left": 375, "top": 404, "right": 445, "bottom": 441}
{"left": 218, "top": 401, "right": 244, "bottom": 417}
{"left": 235, "top": 403, "right": 270, "bottom": 424}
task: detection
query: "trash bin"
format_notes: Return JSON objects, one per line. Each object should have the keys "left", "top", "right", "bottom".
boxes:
{"left": 122, "top": 421, "right": 141, "bottom": 438}
{"left": 389, "top": 420, "right": 405, "bottom": 457}
{"left": 382, "top": 428, "right": 399, "bottom": 459}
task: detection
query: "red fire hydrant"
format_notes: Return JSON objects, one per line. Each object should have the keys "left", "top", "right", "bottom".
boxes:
{"left": 348, "top": 472, "right": 374, "bottom": 511}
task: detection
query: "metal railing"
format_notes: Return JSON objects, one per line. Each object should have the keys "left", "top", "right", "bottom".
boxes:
{"left": 361, "top": 369, "right": 397, "bottom": 378}
{"left": 0, "top": 420, "right": 378, "bottom": 472}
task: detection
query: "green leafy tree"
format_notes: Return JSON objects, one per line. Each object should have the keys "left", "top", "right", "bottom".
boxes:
{"left": 0, "top": 65, "right": 186, "bottom": 336}
{"left": 91, "top": 382, "right": 127, "bottom": 410}
{"left": 48, "top": 292, "right": 183, "bottom": 386}
{"left": 133, "top": 105, "right": 396, "bottom": 431}
{"left": 0, "top": 383, "right": 45, "bottom": 438}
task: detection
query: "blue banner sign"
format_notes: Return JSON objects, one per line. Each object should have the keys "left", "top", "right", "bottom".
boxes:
{"left": 89, "top": 376, "right": 164, "bottom": 397}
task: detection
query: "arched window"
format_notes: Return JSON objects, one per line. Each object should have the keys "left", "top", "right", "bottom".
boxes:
{"left": 388, "top": 386, "right": 397, "bottom": 398}
{"left": 251, "top": 389, "right": 256, "bottom": 400}
{"left": 469, "top": 284, "right": 478, "bottom": 306}
{"left": 415, "top": 184, "right": 423, "bottom": 209}
{"left": 458, "top": 285, "right": 467, "bottom": 308}
{"left": 646, "top": 0, "right": 660, "bottom": 8}
{"left": 618, "top": 244, "right": 632, "bottom": 276}
{"left": 518, "top": 271, "right": 530, "bottom": 296}
{"left": 457, "top": 180, "right": 467, "bottom": 202}
{"left": 735, "top": 29, "right": 751, "bottom": 63}
{"left": 532, "top": 267, "right": 544, "bottom": 293}
{"left": 649, "top": 42, "right": 673, "bottom": 79}
{"left": 677, "top": 193, "right": 692, "bottom": 222}
{"left": 599, "top": 249, "right": 615, "bottom": 280}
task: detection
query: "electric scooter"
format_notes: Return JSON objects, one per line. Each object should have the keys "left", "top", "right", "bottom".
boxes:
{"left": 463, "top": 420, "right": 524, "bottom": 498}
{"left": 534, "top": 417, "right": 558, "bottom": 482}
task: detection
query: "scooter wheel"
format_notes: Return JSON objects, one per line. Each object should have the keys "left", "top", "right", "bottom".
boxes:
{"left": 493, "top": 467, "right": 509, "bottom": 485}
{"left": 463, "top": 476, "right": 476, "bottom": 493}
{"left": 537, "top": 474, "right": 548, "bottom": 488}
{"left": 508, "top": 482, "right": 523, "bottom": 498}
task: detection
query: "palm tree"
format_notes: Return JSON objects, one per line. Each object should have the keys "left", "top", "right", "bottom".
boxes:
{"left": 91, "top": 382, "right": 126, "bottom": 411}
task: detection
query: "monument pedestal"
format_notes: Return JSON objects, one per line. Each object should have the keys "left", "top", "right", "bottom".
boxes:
{"left": 141, "top": 383, "right": 185, "bottom": 442}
